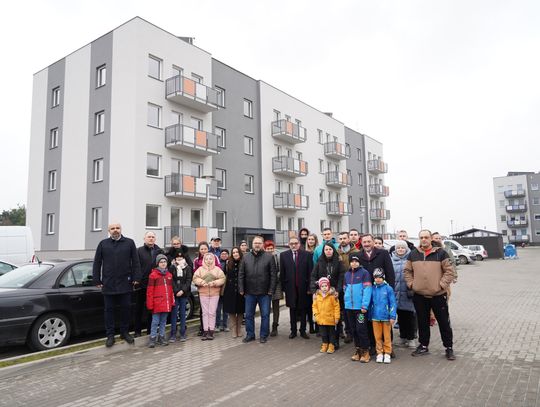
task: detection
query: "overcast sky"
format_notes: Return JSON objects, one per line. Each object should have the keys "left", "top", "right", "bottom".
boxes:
{"left": 1, "top": 0, "right": 539, "bottom": 236}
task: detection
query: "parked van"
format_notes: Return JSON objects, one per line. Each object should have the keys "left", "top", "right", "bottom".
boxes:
{"left": 0, "top": 226, "right": 35, "bottom": 265}
{"left": 443, "top": 239, "right": 476, "bottom": 265}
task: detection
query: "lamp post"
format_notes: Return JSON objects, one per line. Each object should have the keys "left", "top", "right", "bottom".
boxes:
{"left": 419, "top": 216, "right": 423, "bottom": 231}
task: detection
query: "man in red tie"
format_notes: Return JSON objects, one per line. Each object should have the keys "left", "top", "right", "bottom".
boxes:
{"left": 280, "top": 236, "right": 314, "bottom": 339}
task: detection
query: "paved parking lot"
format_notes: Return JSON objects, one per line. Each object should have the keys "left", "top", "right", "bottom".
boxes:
{"left": 1, "top": 248, "right": 539, "bottom": 406}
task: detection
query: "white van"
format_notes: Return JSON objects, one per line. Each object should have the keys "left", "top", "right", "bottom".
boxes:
{"left": 0, "top": 226, "right": 35, "bottom": 266}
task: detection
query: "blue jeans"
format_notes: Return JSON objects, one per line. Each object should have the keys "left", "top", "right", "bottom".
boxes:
{"left": 150, "top": 312, "right": 168, "bottom": 338}
{"left": 216, "top": 297, "right": 228, "bottom": 328}
{"left": 170, "top": 297, "right": 188, "bottom": 338}
{"left": 244, "top": 294, "right": 271, "bottom": 339}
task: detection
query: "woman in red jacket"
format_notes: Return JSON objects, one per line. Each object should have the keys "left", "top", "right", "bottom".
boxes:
{"left": 146, "top": 254, "right": 175, "bottom": 348}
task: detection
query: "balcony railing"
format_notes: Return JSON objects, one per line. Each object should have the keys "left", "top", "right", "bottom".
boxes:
{"left": 368, "top": 184, "right": 390, "bottom": 197}
{"left": 164, "top": 174, "right": 220, "bottom": 200}
{"left": 326, "top": 201, "right": 353, "bottom": 216}
{"left": 506, "top": 204, "right": 527, "bottom": 213}
{"left": 274, "top": 230, "right": 298, "bottom": 246}
{"left": 509, "top": 235, "right": 530, "bottom": 243}
{"left": 273, "top": 192, "right": 309, "bottom": 210}
{"left": 370, "top": 208, "right": 391, "bottom": 220}
{"left": 165, "top": 124, "right": 219, "bottom": 156}
{"left": 504, "top": 190, "right": 526, "bottom": 199}
{"left": 164, "top": 226, "right": 219, "bottom": 247}
{"left": 367, "top": 159, "right": 388, "bottom": 174}
{"left": 272, "top": 156, "right": 308, "bottom": 177}
{"left": 165, "top": 75, "right": 224, "bottom": 112}
{"left": 326, "top": 171, "right": 352, "bottom": 187}
{"left": 271, "top": 119, "right": 307, "bottom": 144}
{"left": 323, "top": 141, "right": 350, "bottom": 160}
{"left": 507, "top": 219, "right": 528, "bottom": 227}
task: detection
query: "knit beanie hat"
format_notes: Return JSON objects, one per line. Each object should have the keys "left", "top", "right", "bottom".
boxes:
{"left": 318, "top": 277, "right": 330, "bottom": 288}
{"left": 373, "top": 268, "right": 385, "bottom": 279}
{"left": 155, "top": 254, "right": 168, "bottom": 266}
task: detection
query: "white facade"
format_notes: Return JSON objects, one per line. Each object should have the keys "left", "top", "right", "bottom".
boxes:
{"left": 493, "top": 174, "right": 529, "bottom": 243}
{"left": 364, "top": 135, "right": 388, "bottom": 236}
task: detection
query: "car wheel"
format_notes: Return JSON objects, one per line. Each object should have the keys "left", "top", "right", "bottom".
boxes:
{"left": 458, "top": 255, "right": 468, "bottom": 265}
{"left": 476, "top": 255, "right": 483, "bottom": 261}
{"left": 28, "top": 313, "right": 71, "bottom": 351}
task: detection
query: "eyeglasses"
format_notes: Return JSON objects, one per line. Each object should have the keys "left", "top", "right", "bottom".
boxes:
{"left": 289, "top": 242, "right": 300, "bottom": 245}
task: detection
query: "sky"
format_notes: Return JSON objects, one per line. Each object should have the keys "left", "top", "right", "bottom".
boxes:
{"left": 1, "top": 0, "right": 539, "bottom": 236}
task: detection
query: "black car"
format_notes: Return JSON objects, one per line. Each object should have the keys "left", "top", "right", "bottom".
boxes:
{"left": 0, "top": 260, "right": 198, "bottom": 351}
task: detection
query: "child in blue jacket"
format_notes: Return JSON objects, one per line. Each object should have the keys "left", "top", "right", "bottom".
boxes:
{"left": 343, "top": 254, "right": 372, "bottom": 363}
{"left": 370, "top": 268, "right": 397, "bottom": 364}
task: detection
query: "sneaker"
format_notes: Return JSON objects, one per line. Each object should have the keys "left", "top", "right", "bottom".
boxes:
{"left": 399, "top": 338, "right": 408, "bottom": 347}
{"left": 147, "top": 337, "right": 156, "bottom": 348}
{"left": 180, "top": 336, "right": 187, "bottom": 342}
{"left": 394, "top": 322, "right": 400, "bottom": 329}
{"left": 446, "top": 348, "right": 456, "bottom": 361}
{"left": 169, "top": 336, "right": 176, "bottom": 343}
{"left": 259, "top": 337, "right": 268, "bottom": 344}
{"left": 242, "top": 336, "right": 256, "bottom": 343}
{"left": 376, "top": 354, "right": 384, "bottom": 363}
{"left": 224, "top": 327, "right": 230, "bottom": 332}
{"left": 383, "top": 354, "right": 391, "bottom": 364}
{"left": 411, "top": 345, "right": 429, "bottom": 356}
{"left": 408, "top": 340, "right": 418, "bottom": 349}
{"left": 219, "top": 326, "right": 225, "bottom": 332}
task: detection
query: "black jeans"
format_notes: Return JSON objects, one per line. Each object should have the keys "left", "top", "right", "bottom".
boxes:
{"left": 397, "top": 309, "right": 417, "bottom": 340}
{"left": 290, "top": 307, "right": 307, "bottom": 333}
{"left": 319, "top": 325, "right": 336, "bottom": 345}
{"left": 134, "top": 288, "right": 151, "bottom": 335}
{"left": 345, "top": 309, "right": 370, "bottom": 349}
{"left": 103, "top": 293, "right": 131, "bottom": 337}
{"left": 272, "top": 299, "right": 280, "bottom": 326}
{"left": 413, "top": 293, "right": 453, "bottom": 348}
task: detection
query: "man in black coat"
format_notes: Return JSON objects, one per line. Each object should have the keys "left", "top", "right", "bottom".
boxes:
{"left": 93, "top": 223, "right": 141, "bottom": 347}
{"left": 135, "top": 231, "right": 163, "bottom": 337}
{"left": 280, "top": 236, "right": 314, "bottom": 339}
{"left": 238, "top": 236, "right": 277, "bottom": 344}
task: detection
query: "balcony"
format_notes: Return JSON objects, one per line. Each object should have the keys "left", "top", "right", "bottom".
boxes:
{"left": 507, "top": 219, "right": 528, "bottom": 228}
{"left": 509, "top": 235, "right": 530, "bottom": 243}
{"left": 274, "top": 230, "right": 298, "bottom": 246}
{"left": 326, "top": 201, "right": 353, "bottom": 216}
{"left": 367, "top": 159, "right": 388, "bottom": 174}
{"left": 506, "top": 204, "right": 527, "bottom": 213}
{"left": 323, "top": 141, "right": 350, "bottom": 160}
{"left": 273, "top": 192, "right": 309, "bottom": 211}
{"left": 165, "top": 75, "right": 224, "bottom": 112}
{"left": 370, "top": 208, "right": 391, "bottom": 220}
{"left": 164, "top": 226, "right": 219, "bottom": 248}
{"left": 369, "top": 184, "right": 390, "bottom": 197}
{"left": 326, "top": 171, "right": 352, "bottom": 188}
{"left": 504, "top": 190, "right": 526, "bottom": 199}
{"left": 165, "top": 124, "right": 219, "bottom": 156}
{"left": 164, "top": 174, "right": 220, "bottom": 200}
{"left": 272, "top": 156, "right": 308, "bottom": 177}
{"left": 271, "top": 119, "right": 306, "bottom": 144}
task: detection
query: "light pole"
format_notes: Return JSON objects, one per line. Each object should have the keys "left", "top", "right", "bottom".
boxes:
{"left": 419, "top": 216, "right": 423, "bottom": 231}
{"left": 450, "top": 219, "right": 453, "bottom": 235}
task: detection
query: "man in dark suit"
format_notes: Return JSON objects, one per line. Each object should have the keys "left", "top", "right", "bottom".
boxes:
{"left": 280, "top": 236, "right": 314, "bottom": 339}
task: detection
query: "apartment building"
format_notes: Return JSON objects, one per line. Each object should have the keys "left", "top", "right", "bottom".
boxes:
{"left": 27, "top": 17, "right": 389, "bottom": 254}
{"left": 493, "top": 171, "right": 540, "bottom": 245}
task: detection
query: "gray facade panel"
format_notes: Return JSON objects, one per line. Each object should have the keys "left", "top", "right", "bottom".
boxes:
{"left": 527, "top": 173, "right": 540, "bottom": 244}
{"left": 85, "top": 32, "right": 114, "bottom": 250}
{"left": 41, "top": 59, "right": 65, "bottom": 250}
{"left": 211, "top": 60, "right": 262, "bottom": 248}
{"left": 345, "top": 127, "right": 368, "bottom": 234}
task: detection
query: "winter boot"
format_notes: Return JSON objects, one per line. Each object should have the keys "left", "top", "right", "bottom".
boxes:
{"left": 320, "top": 343, "right": 329, "bottom": 353}
{"left": 270, "top": 323, "right": 278, "bottom": 337}
{"left": 326, "top": 343, "right": 335, "bottom": 354}
{"left": 351, "top": 347, "right": 361, "bottom": 361}
{"left": 157, "top": 336, "right": 168, "bottom": 346}
{"left": 360, "top": 349, "right": 371, "bottom": 363}
{"left": 207, "top": 330, "right": 214, "bottom": 340}
{"left": 147, "top": 336, "right": 156, "bottom": 348}
{"left": 201, "top": 331, "right": 208, "bottom": 341}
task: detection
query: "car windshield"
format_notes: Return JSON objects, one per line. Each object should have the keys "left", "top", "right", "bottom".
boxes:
{"left": 0, "top": 264, "right": 53, "bottom": 288}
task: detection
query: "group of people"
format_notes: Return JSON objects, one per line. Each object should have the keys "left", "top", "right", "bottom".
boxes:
{"left": 92, "top": 224, "right": 457, "bottom": 362}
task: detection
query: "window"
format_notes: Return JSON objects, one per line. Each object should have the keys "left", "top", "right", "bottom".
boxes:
{"left": 532, "top": 183, "right": 539, "bottom": 191}
{"left": 276, "top": 216, "right": 282, "bottom": 232}
{"left": 191, "top": 73, "right": 203, "bottom": 83}
{"left": 298, "top": 218, "right": 305, "bottom": 230}
{"left": 318, "top": 129, "right": 323, "bottom": 144}
{"left": 288, "top": 217, "right": 295, "bottom": 231}
{"left": 244, "top": 136, "right": 253, "bottom": 155}
{"left": 148, "top": 55, "right": 162, "bottom": 80}
{"left": 500, "top": 215, "right": 506, "bottom": 222}
{"left": 533, "top": 197, "right": 540, "bottom": 205}
{"left": 48, "top": 170, "right": 57, "bottom": 191}
{"left": 358, "top": 173, "right": 363, "bottom": 186}
{"left": 501, "top": 230, "right": 507, "bottom": 235}
{"left": 320, "top": 220, "right": 325, "bottom": 232}
{"left": 244, "top": 174, "right": 254, "bottom": 193}
{"left": 191, "top": 209, "right": 201, "bottom": 228}
{"left": 96, "top": 65, "right": 106, "bottom": 87}
{"left": 93, "top": 158, "right": 104, "bottom": 182}
{"left": 216, "top": 168, "right": 226, "bottom": 189}
{"left": 191, "top": 162, "right": 203, "bottom": 178}
{"left": 273, "top": 110, "right": 280, "bottom": 122}
{"left": 146, "top": 153, "right": 161, "bottom": 177}
{"left": 191, "top": 116, "right": 203, "bottom": 130}
{"left": 146, "top": 205, "right": 160, "bottom": 228}
{"left": 297, "top": 184, "right": 304, "bottom": 195}
{"left": 319, "top": 189, "right": 325, "bottom": 203}
{"left": 147, "top": 103, "right": 161, "bottom": 128}
{"left": 46, "top": 213, "right": 55, "bottom": 235}
{"left": 171, "top": 207, "right": 181, "bottom": 226}
{"left": 92, "top": 207, "right": 102, "bottom": 231}
{"left": 215, "top": 86, "right": 225, "bottom": 107}
{"left": 319, "top": 159, "right": 324, "bottom": 174}
{"left": 536, "top": 230, "right": 540, "bottom": 236}
{"left": 215, "top": 127, "right": 226, "bottom": 148}
{"left": 275, "top": 180, "right": 282, "bottom": 193}
{"left": 50, "top": 128, "right": 59, "bottom": 149}
{"left": 534, "top": 214, "right": 540, "bottom": 221}
{"left": 172, "top": 65, "right": 183, "bottom": 78}
{"left": 357, "top": 148, "right": 362, "bottom": 161}
{"left": 95, "top": 111, "right": 105, "bottom": 134}
{"left": 243, "top": 99, "right": 253, "bottom": 118}
{"left": 52, "top": 87, "right": 60, "bottom": 107}
{"left": 216, "top": 211, "right": 226, "bottom": 231}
